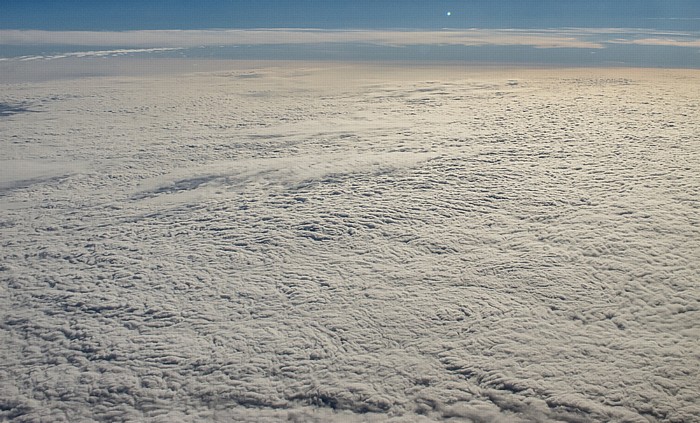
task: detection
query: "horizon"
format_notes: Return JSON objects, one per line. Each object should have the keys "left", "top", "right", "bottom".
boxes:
{"left": 1, "top": 1, "right": 700, "bottom": 68}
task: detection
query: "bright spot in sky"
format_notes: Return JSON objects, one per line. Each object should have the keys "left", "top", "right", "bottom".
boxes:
{"left": 446, "top": 11, "right": 451, "bottom": 16}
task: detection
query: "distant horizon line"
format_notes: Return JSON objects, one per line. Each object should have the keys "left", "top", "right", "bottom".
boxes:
{"left": 2, "top": 28, "right": 699, "bottom": 71}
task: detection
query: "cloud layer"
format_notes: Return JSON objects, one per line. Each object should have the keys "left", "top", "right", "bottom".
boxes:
{"left": 1, "top": 28, "right": 699, "bottom": 51}
{"left": 1, "top": 64, "right": 699, "bottom": 421}
{"left": 0, "top": 28, "right": 604, "bottom": 49}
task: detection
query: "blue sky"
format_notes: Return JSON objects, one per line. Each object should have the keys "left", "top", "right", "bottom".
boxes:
{"left": 1, "top": 0, "right": 700, "bottom": 30}
{"left": 1, "top": 1, "right": 700, "bottom": 67}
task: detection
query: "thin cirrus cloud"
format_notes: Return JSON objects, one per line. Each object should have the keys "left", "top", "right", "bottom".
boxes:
{"left": 1, "top": 28, "right": 700, "bottom": 58}
{"left": 608, "top": 37, "right": 700, "bottom": 47}
{"left": 0, "top": 28, "right": 618, "bottom": 50}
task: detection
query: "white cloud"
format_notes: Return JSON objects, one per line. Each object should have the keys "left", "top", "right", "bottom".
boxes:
{"left": 0, "top": 28, "right": 607, "bottom": 49}
{"left": 1, "top": 65, "right": 699, "bottom": 421}
{"left": 8, "top": 48, "right": 183, "bottom": 62}
{"left": 3, "top": 28, "right": 699, "bottom": 55}
{"left": 608, "top": 37, "right": 700, "bottom": 48}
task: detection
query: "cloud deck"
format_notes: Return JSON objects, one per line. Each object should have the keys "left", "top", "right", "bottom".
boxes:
{"left": 0, "top": 64, "right": 698, "bottom": 422}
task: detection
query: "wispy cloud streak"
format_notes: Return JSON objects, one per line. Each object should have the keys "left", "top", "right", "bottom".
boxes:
{"left": 0, "top": 48, "right": 183, "bottom": 62}
{"left": 608, "top": 38, "right": 700, "bottom": 47}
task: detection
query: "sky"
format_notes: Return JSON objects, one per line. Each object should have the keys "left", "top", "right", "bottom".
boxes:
{"left": 2, "top": 0, "right": 700, "bottom": 30}
{"left": 1, "top": 1, "right": 700, "bottom": 67}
